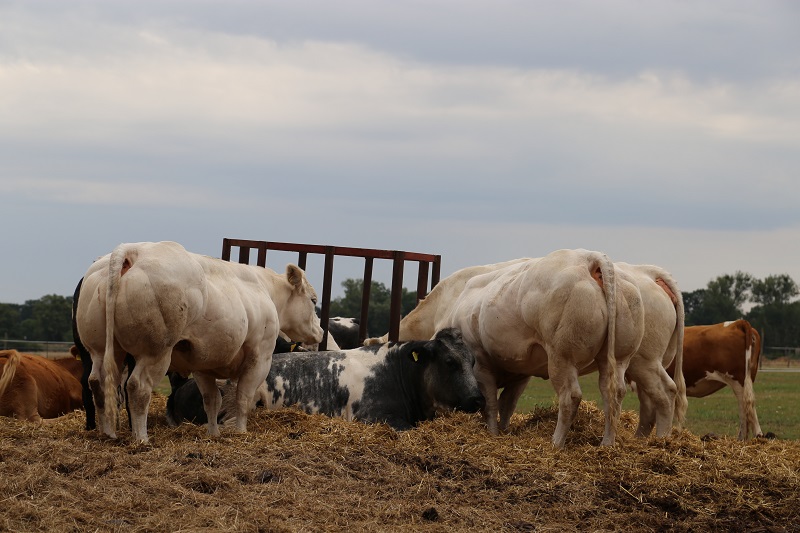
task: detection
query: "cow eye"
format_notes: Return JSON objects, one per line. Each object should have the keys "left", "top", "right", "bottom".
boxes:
{"left": 446, "top": 358, "right": 460, "bottom": 370}
{"left": 311, "top": 297, "right": 317, "bottom": 305}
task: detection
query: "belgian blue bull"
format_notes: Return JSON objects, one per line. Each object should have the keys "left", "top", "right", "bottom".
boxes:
{"left": 75, "top": 241, "right": 324, "bottom": 443}
{"left": 366, "top": 252, "right": 687, "bottom": 447}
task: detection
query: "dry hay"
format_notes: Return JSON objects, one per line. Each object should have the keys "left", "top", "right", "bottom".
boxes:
{"left": 1, "top": 397, "right": 798, "bottom": 533}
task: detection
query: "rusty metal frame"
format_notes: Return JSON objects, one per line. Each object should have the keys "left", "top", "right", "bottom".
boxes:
{"left": 221, "top": 238, "right": 441, "bottom": 345}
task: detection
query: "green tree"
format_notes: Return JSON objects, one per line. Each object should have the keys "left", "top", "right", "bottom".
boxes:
{"left": 747, "top": 274, "right": 800, "bottom": 350}
{"left": 31, "top": 294, "right": 74, "bottom": 341}
{"left": 0, "top": 303, "right": 21, "bottom": 341}
{"left": 683, "top": 271, "right": 753, "bottom": 325}
{"left": 328, "top": 279, "right": 417, "bottom": 337}
{"left": 1, "top": 295, "right": 74, "bottom": 343}
{"left": 681, "top": 289, "right": 706, "bottom": 325}
{"left": 751, "top": 274, "right": 798, "bottom": 306}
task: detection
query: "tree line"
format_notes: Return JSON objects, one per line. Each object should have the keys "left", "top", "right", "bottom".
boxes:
{"left": 0, "top": 294, "right": 74, "bottom": 350}
{"left": 2, "top": 271, "right": 798, "bottom": 356}
{"left": 683, "top": 272, "right": 799, "bottom": 350}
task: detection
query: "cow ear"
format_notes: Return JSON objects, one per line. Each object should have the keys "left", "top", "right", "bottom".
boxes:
{"left": 285, "top": 264, "right": 304, "bottom": 288}
{"left": 407, "top": 344, "right": 432, "bottom": 364}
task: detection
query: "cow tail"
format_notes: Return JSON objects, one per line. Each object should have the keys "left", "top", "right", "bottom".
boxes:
{"left": 597, "top": 254, "right": 619, "bottom": 432}
{"left": 102, "top": 244, "right": 128, "bottom": 432}
{"left": 0, "top": 350, "right": 22, "bottom": 401}
{"left": 668, "top": 276, "right": 688, "bottom": 428}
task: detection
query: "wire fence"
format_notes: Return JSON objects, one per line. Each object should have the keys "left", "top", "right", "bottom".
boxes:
{"left": 1, "top": 339, "right": 74, "bottom": 359}
{"left": 763, "top": 346, "right": 800, "bottom": 368}
{"left": 3, "top": 337, "right": 799, "bottom": 367}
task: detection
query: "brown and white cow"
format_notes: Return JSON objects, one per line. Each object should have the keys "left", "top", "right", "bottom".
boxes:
{"left": 0, "top": 348, "right": 84, "bottom": 422}
{"left": 75, "top": 241, "right": 324, "bottom": 443}
{"left": 667, "top": 319, "right": 762, "bottom": 440}
{"left": 366, "top": 254, "right": 687, "bottom": 446}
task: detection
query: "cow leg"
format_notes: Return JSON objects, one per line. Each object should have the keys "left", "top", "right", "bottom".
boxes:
{"left": 194, "top": 373, "right": 224, "bottom": 437}
{"left": 628, "top": 360, "right": 676, "bottom": 438}
{"left": 80, "top": 355, "right": 96, "bottom": 431}
{"left": 749, "top": 405, "right": 764, "bottom": 440}
{"left": 126, "top": 354, "right": 171, "bottom": 443}
{"left": 635, "top": 387, "right": 656, "bottom": 437}
{"left": 11, "top": 374, "right": 43, "bottom": 423}
{"left": 497, "top": 376, "right": 530, "bottom": 432}
{"left": 473, "top": 358, "right": 500, "bottom": 435}
{"left": 728, "top": 378, "right": 762, "bottom": 440}
{"left": 87, "top": 355, "right": 107, "bottom": 433}
{"left": 653, "top": 367, "right": 678, "bottom": 437}
{"left": 727, "top": 381, "right": 751, "bottom": 440}
{"left": 741, "top": 373, "right": 763, "bottom": 439}
{"left": 595, "top": 354, "right": 626, "bottom": 446}
{"left": 254, "top": 381, "right": 269, "bottom": 408}
{"left": 88, "top": 348, "right": 127, "bottom": 440}
{"left": 231, "top": 354, "right": 272, "bottom": 433}
{"left": 549, "top": 358, "right": 581, "bottom": 448}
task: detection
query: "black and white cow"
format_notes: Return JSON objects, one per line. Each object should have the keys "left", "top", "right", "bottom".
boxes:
{"left": 264, "top": 327, "right": 484, "bottom": 430}
{"left": 327, "top": 316, "right": 364, "bottom": 349}
{"left": 166, "top": 328, "right": 485, "bottom": 430}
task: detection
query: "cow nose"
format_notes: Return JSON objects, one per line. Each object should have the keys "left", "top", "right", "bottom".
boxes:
{"left": 463, "top": 394, "right": 486, "bottom": 413}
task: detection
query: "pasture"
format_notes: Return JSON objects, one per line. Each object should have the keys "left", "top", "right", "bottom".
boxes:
{"left": 2, "top": 393, "right": 799, "bottom": 531}
{"left": 517, "top": 369, "right": 800, "bottom": 440}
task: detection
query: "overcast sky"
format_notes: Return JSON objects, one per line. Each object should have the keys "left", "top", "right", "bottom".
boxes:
{"left": 2, "top": 0, "right": 799, "bottom": 306}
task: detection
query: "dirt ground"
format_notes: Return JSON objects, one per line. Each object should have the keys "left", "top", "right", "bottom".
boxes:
{"left": 1, "top": 396, "right": 798, "bottom": 532}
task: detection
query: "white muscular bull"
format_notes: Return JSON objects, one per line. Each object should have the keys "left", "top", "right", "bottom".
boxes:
{"left": 75, "top": 241, "right": 323, "bottom": 443}
{"left": 367, "top": 251, "right": 687, "bottom": 446}
{"left": 368, "top": 250, "right": 623, "bottom": 447}
{"left": 596, "top": 262, "right": 687, "bottom": 438}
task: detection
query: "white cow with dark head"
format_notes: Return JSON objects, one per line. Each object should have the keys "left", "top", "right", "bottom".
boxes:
{"left": 75, "top": 241, "right": 323, "bottom": 443}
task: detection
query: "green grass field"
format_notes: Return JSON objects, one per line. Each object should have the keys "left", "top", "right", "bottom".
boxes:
{"left": 515, "top": 371, "right": 800, "bottom": 440}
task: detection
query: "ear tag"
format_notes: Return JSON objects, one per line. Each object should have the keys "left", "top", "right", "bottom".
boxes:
{"left": 412, "top": 351, "right": 419, "bottom": 362}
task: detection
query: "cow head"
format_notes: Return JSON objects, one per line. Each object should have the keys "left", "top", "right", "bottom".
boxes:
{"left": 278, "top": 264, "right": 324, "bottom": 346}
{"left": 411, "top": 327, "right": 485, "bottom": 415}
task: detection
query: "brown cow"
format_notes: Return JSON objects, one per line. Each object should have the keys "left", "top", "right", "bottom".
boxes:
{"left": 0, "top": 348, "right": 84, "bottom": 423}
{"left": 667, "top": 319, "right": 763, "bottom": 440}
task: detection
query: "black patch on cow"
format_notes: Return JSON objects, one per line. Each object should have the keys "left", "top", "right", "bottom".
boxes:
{"left": 354, "top": 328, "right": 484, "bottom": 429}
{"left": 274, "top": 336, "right": 298, "bottom": 354}
{"left": 328, "top": 317, "right": 364, "bottom": 349}
{"left": 72, "top": 277, "right": 96, "bottom": 430}
{"left": 165, "top": 374, "right": 227, "bottom": 426}
{"left": 267, "top": 351, "right": 353, "bottom": 416}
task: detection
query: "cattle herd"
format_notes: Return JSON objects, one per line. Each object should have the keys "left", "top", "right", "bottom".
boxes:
{"left": 0, "top": 240, "right": 769, "bottom": 448}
